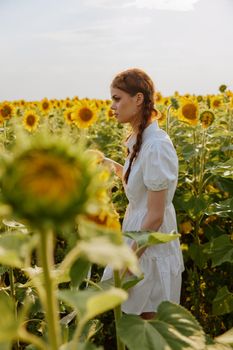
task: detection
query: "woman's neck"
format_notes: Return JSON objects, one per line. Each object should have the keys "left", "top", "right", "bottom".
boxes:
{"left": 130, "top": 118, "right": 153, "bottom": 134}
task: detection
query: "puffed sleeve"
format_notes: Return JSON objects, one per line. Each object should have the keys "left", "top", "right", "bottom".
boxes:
{"left": 142, "top": 140, "right": 178, "bottom": 191}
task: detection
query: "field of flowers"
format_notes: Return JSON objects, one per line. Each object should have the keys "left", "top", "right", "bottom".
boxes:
{"left": 0, "top": 86, "right": 232, "bottom": 350}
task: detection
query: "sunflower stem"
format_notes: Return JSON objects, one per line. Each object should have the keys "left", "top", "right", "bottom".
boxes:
{"left": 113, "top": 270, "right": 125, "bottom": 350}
{"left": 38, "top": 229, "right": 61, "bottom": 350}
{"left": 193, "top": 129, "right": 198, "bottom": 196}
{"left": 9, "top": 267, "right": 20, "bottom": 350}
{"left": 198, "top": 128, "right": 206, "bottom": 195}
{"left": 166, "top": 104, "right": 172, "bottom": 136}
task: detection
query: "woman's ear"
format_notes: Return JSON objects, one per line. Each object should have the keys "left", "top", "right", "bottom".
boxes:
{"left": 136, "top": 92, "right": 144, "bottom": 106}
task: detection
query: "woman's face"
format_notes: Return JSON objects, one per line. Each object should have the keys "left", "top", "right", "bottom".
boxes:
{"left": 110, "top": 87, "right": 141, "bottom": 126}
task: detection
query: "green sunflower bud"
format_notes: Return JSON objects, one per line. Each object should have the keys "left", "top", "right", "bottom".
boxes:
{"left": 0, "top": 133, "right": 100, "bottom": 228}
{"left": 219, "top": 84, "right": 227, "bottom": 93}
{"left": 170, "top": 98, "right": 179, "bottom": 110}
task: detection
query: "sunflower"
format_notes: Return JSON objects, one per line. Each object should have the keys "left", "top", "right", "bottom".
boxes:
{"left": 1, "top": 136, "right": 100, "bottom": 227}
{"left": 157, "top": 109, "right": 166, "bottom": 125}
{"left": 154, "top": 91, "right": 163, "bottom": 104}
{"left": 179, "top": 221, "right": 193, "bottom": 234}
{"left": 55, "top": 100, "right": 61, "bottom": 109}
{"left": 20, "top": 99, "right": 26, "bottom": 107}
{"left": 85, "top": 205, "right": 121, "bottom": 232}
{"left": 23, "top": 110, "right": 40, "bottom": 132}
{"left": 219, "top": 84, "right": 227, "bottom": 93}
{"left": 39, "top": 98, "right": 52, "bottom": 115}
{"left": 177, "top": 98, "right": 199, "bottom": 126}
{"left": 210, "top": 96, "right": 222, "bottom": 109}
{"left": 64, "top": 109, "right": 74, "bottom": 125}
{"left": 162, "top": 97, "right": 170, "bottom": 107}
{"left": 229, "top": 96, "right": 233, "bottom": 110}
{"left": 63, "top": 99, "right": 73, "bottom": 109}
{"left": 0, "top": 102, "right": 15, "bottom": 120}
{"left": 104, "top": 106, "right": 115, "bottom": 121}
{"left": 200, "top": 110, "right": 215, "bottom": 128}
{"left": 71, "top": 101, "right": 98, "bottom": 128}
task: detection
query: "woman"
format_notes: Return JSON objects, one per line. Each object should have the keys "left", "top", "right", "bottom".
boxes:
{"left": 102, "top": 68, "right": 184, "bottom": 320}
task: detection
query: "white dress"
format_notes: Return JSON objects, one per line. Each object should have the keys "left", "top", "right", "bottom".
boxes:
{"left": 102, "top": 121, "right": 184, "bottom": 315}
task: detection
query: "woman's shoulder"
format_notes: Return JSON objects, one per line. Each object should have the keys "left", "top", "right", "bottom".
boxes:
{"left": 142, "top": 130, "right": 175, "bottom": 152}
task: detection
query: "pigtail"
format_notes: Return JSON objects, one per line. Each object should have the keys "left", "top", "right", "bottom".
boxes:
{"left": 124, "top": 104, "right": 152, "bottom": 184}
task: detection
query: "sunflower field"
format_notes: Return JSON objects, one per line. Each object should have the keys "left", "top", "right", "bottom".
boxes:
{"left": 0, "top": 85, "right": 232, "bottom": 350}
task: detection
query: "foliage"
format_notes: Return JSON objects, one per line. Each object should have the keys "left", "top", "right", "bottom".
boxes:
{"left": 0, "top": 90, "right": 232, "bottom": 349}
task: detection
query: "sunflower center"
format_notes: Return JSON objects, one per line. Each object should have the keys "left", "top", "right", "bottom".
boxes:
{"left": 42, "top": 102, "right": 49, "bottom": 110}
{"left": 67, "top": 112, "right": 73, "bottom": 121}
{"left": 182, "top": 103, "right": 197, "bottom": 120}
{"left": 21, "top": 154, "right": 77, "bottom": 203}
{"left": 79, "top": 107, "right": 93, "bottom": 121}
{"left": 200, "top": 111, "right": 214, "bottom": 127}
{"left": 26, "top": 114, "right": 36, "bottom": 126}
{"left": 213, "top": 100, "right": 221, "bottom": 107}
{"left": 108, "top": 109, "right": 114, "bottom": 118}
{"left": 1, "top": 105, "right": 12, "bottom": 118}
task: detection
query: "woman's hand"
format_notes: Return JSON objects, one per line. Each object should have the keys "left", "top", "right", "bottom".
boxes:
{"left": 85, "top": 149, "right": 105, "bottom": 163}
{"left": 103, "top": 157, "right": 123, "bottom": 179}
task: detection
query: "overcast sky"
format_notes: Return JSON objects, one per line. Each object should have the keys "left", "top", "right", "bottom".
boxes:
{"left": 0, "top": 0, "right": 233, "bottom": 101}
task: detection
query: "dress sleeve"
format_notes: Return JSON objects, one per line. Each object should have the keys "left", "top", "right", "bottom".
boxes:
{"left": 142, "top": 140, "right": 178, "bottom": 191}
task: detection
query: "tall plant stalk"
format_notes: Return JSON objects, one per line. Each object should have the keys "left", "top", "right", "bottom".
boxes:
{"left": 38, "top": 229, "right": 61, "bottom": 350}
{"left": 114, "top": 270, "right": 125, "bottom": 350}
{"left": 193, "top": 128, "right": 198, "bottom": 196}
{"left": 166, "top": 104, "right": 172, "bottom": 136}
{"left": 198, "top": 128, "right": 207, "bottom": 195}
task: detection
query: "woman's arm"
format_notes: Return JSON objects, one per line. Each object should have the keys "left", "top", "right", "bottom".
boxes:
{"left": 132, "top": 189, "right": 167, "bottom": 258}
{"left": 103, "top": 157, "right": 123, "bottom": 179}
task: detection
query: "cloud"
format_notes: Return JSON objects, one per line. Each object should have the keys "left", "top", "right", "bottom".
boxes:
{"left": 32, "top": 16, "right": 151, "bottom": 46}
{"left": 84, "top": 0, "right": 201, "bottom": 11}
{"left": 132, "top": 0, "right": 201, "bottom": 11}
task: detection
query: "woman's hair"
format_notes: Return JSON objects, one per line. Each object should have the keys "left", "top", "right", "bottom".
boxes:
{"left": 111, "top": 68, "right": 158, "bottom": 184}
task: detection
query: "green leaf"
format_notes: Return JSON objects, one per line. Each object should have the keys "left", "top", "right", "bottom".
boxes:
{"left": 181, "top": 144, "right": 196, "bottom": 161}
{"left": 78, "top": 236, "right": 140, "bottom": 276}
{"left": 0, "top": 265, "right": 9, "bottom": 276}
{"left": 70, "top": 258, "right": 91, "bottom": 288}
{"left": 2, "top": 219, "right": 28, "bottom": 234}
{"left": 59, "top": 341, "right": 103, "bottom": 350}
{"left": 174, "top": 192, "right": 211, "bottom": 219}
{"left": 123, "top": 231, "right": 180, "bottom": 248}
{"left": 78, "top": 218, "right": 122, "bottom": 244}
{"left": 0, "top": 342, "right": 11, "bottom": 350}
{"left": 148, "top": 232, "right": 180, "bottom": 245}
{"left": 205, "top": 343, "right": 232, "bottom": 350}
{"left": 117, "top": 301, "right": 206, "bottom": 350}
{"left": 215, "top": 328, "right": 233, "bottom": 346}
{"left": 0, "top": 291, "right": 20, "bottom": 342}
{"left": 210, "top": 159, "right": 233, "bottom": 178}
{"left": 205, "top": 198, "right": 233, "bottom": 219}
{"left": 76, "top": 343, "right": 103, "bottom": 350}
{"left": 212, "top": 286, "right": 233, "bottom": 316}
{"left": 0, "top": 232, "right": 35, "bottom": 268}
{"left": 121, "top": 274, "right": 144, "bottom": 291}
{"left": 58, "top": 287, "right": 127, "bottom": 322}
{"left": 23, "top": 265, "right": 71, "bottom": 287}
{"left": 60, "top": 311, "right": 77, "bottom": 327}
{"left": 82, "top": 319, "right": 103, "bottom": 342}
{"left": 203, "top": 235, "right": 233, "bottom": 267}
{"left": 118, "top": 315, "right": 168, "bottom": 350}
{"left": 216, "top": 177, "right": 233, "bottom": 196}
{"left": 188, "top": 243, "right": 208, "bottom": 269}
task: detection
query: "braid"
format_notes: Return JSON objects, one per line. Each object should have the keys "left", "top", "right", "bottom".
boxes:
{"left": 124, "top": 104, "right": 152, "bottom": 184}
